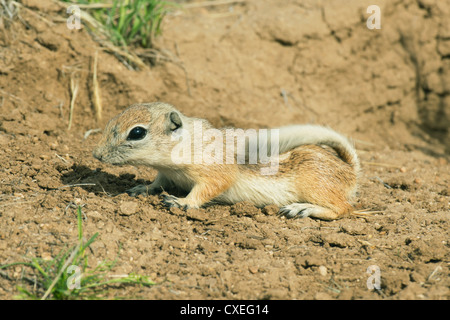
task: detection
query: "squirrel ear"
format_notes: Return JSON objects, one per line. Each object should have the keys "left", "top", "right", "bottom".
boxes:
{"left": 168, "top": 111, "right": 182, "bottom": 131}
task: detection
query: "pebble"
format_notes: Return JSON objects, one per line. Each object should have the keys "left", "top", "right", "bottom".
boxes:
{"left": 318, "top": 265, "right": 327, "bottom": 276}
{"left": 262, "top": 204, "right": 279, "bottom": 216}
{"left": 249, "top": 266, "right": 259, "bottom": 274}
{"left": 120, "top": 201, "right": 139, "bottom": 216}
{"left": 88, "top": 210, "right": 103, "bottom": 219}
{"left": 41, "top": 252, "right": 52, "bottom": 261}
{"left": 32, "top": 163, "right": 42, "bottom": 170}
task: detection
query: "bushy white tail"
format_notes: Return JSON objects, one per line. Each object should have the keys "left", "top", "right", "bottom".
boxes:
{"left": 276, "top": 124, "right": 360, "bottom": 173}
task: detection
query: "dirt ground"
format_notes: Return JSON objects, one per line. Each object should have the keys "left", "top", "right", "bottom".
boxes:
{"left": 0, "top": 0, "right": 448, "bottom": 300}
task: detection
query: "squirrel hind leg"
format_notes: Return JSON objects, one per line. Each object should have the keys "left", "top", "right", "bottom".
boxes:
{"left": 279, "top": 202, "right": 351, "bottom": 221}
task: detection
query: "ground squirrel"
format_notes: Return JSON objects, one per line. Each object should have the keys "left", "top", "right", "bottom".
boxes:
{"left": 93, "top": 102, "right": 360, "bottom": 220}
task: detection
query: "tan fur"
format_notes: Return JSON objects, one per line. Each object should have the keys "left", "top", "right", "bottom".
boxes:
{"left": 93, "top": 102, "right": 359, "bottom": 220}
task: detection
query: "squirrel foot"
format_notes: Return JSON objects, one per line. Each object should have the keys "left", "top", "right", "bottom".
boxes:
{"left": 162, "top": 194, "right": 189, "bottom": 211}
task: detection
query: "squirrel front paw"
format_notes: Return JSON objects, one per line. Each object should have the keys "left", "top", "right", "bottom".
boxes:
{"left": 126, "top": 184, "right": 160, "bottom": 197}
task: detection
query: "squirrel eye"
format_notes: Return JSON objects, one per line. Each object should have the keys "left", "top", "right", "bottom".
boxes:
{"left": 127, "top": 126, "right": 147, "bottom": 141}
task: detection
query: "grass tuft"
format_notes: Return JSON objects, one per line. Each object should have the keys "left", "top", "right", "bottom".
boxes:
{"left": 62, "top": 0, "right": 176, "bottom": 49}
{"left": 0, "top": 206, "right": 154, "bottom": 300}
{"left": 0, "top": 0, "right": 20, "bottom": 27}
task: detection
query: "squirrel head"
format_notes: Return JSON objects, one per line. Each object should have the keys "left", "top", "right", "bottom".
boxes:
{"left": 93, "top": 102, "right": 184, "bottom": 167}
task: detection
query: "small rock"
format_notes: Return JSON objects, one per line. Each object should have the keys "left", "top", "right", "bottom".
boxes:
{"left": 36, "top": 32, "right": 60, "bottom": 51}
{"left": 120, "top": 201, "right": 139, "bottom": 216}
{"left": 262, "top": 204, "right": 279, "bottom": 216}
{"left": 249, "top": 266, "right": 259, "bottom": 274}
{"left": 231, "top": 201, "right": 260, "bottom": 217}
{"left": 318, "top": 265, "right": 327, "bottom": 276}
{"left": 400, "top": 167, "right": 407, "bottom": 173}
{"left": 41, "top": 252, "right": 52, "bottom": 261}
{"left": 88, "top": 210, "right": 103, "bottom": 219}
{"left": 32, "top": 163, "right": 42, "bottom": 170}
{"left": 341, "top": 222, "right": 368, "bottom": 235}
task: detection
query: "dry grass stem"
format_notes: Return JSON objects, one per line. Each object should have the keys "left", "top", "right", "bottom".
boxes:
{"left": 68, "top": 73, "right": 79, "bottom": 130}
{"left": 92, "top": 50, "right": 102, "bottom": 121}
{"left": 41, "top": 243, "right": 81, "bottom": 300}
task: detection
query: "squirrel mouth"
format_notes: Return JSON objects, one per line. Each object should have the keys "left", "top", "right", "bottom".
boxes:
{"left": 111, "top": 162, "right": 125, "bottom": 167}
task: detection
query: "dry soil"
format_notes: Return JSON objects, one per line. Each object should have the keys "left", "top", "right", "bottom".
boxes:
{"left": 0, "top": 0, "right": 448, "bottom": 299}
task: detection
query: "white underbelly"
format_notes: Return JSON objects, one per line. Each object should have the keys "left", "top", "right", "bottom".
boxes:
{"left": 215, "top": 175, "right": 297, "bottom": 207}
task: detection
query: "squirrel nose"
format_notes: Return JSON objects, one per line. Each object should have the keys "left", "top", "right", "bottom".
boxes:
{"left": 93, "top": 148, "right": 103, "bottom": 161}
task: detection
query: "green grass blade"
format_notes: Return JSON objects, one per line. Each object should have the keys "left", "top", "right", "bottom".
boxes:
{"left": 0, "top": 262, "right": 35, "bottom": 270}
{"left": 82, "top": 232, "right": 99, "bottom": 251}
{"left": 77, "top": 206, "right": 83, "bottom": 242}
{"left": 31, "top": 258, "right": 49, "bottom": 280}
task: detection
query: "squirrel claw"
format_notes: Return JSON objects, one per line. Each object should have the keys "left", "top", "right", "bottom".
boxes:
{"left": 161, "top": 194, "right": 189, "bottom": 211}
{"left": 279, "top": 203, "right": 313, "bottom": 219}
